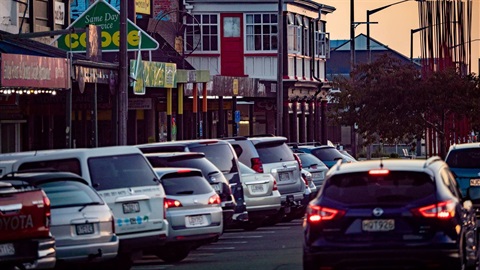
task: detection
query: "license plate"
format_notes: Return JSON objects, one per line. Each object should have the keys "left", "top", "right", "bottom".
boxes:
{"left": 250, "top": 184, "right": 265, "bottom": 194}
{"left": 471, "top": 179, "right": 480, "bottom": 186}
{"left": 76, "top": 223, "right": 94, "bottom": 235}
{"left": 312, "top": 172, "right": 324, "bottom": 179}
{"left": 0, "top": 243, "right": 14, "bottom": 256}
{"left": 362, "top": 219, "right": 395, "bottom": 232}
{"left": 212, "top": 183, "right": 222, "bottom": 194}
{"left": 279, "top": 172, "right": 289, "bottom": 182}
{"left": 123, "top": 202, "right": 140, "bottom": 214}
{"left": 186, "top": 215, "right": 208, "bottom": 227}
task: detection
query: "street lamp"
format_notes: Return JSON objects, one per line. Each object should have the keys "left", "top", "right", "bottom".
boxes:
{"left": 367, "top": 0, "right": 414, "bottom": 63}
{"left": 410, "top": 21, "right": 458, "bottom": 62}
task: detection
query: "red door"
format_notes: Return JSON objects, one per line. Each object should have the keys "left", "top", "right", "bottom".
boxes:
{"left": 221, "top": 13, "right": 244, "bottom": 76}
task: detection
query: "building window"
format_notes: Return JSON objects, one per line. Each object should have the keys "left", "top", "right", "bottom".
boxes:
{"left": 314, "top": 21, "right": 329, "bottom": 58}
{"left": 185, "top": 14, "right": 219, "bottom": 52}
{"left": 303, "top": 17, "right": 310, "bottom": 56}
{"left": 287, "top": 13, "right": 302, "bottom": 54}
{"left": 245, "top": 13, "right": 278, "bottom": 52}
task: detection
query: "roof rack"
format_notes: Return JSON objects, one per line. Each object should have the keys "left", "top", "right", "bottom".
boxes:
{"left": 245, "top": 134, "right": 276, "bottom": 138}
{"left": 220, "top": 136, "right": 247, "bottom": 141}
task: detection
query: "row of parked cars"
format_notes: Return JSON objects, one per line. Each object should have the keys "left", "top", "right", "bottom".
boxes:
{"left": 0, "top": 135, "right": 352, "bottom": 269}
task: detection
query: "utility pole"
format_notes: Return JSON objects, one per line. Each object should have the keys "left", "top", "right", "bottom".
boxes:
{"left": 350, "top": 0, "right": 357, "bottom": 158}
{"left": 276, "top": 0, "right": 284, "bottom": 136}
{"left": 118, "top": 0, "right": 128, "bottom": 145}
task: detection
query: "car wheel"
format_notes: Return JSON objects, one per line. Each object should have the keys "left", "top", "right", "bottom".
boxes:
{"left": 156, "top": 246, "right": 190, "bottom": 263}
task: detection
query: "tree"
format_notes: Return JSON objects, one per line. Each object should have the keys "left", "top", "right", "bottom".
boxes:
{"left": 330, "top": 54, "right": 480, "bottom": 157}
{"left": 330, "top": 54, "right": 423, "bottom": 146}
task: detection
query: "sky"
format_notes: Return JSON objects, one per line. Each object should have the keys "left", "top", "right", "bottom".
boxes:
{"left": 320, "top": 0, "right": 480, "bottom": 74}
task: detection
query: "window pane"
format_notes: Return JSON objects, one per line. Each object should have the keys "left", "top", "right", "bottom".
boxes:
{"left": 223, "top": 17, "right": 240, "bottom": 37}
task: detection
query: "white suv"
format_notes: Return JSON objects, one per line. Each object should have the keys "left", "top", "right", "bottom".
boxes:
{"left": 224, "top": 136, "right": 306, "bottom": 222}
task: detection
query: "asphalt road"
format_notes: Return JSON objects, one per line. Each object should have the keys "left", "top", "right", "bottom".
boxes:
{"left": 132, "top": 218, "right": 304, "bottom": 270}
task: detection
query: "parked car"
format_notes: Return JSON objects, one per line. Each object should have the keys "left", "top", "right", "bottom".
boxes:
{"left": 137, "top": 139, "right": 247, "bottom": 227}
{"left": 1, "top": 171, "right": 119, "bottom": 268}
{"left": 445, "top": 143, "right": 480, "bottom": 199}
{"left": 238, "top": 161, "right": 281, "bottom": 230}
{"left": 224, "top": 136, "right": 306, "bottom": 222}
{"left": 0, "top": 179, "right": 55, "bottom": 270}
{"left": 294, "top": 152, "right": 328, "bottom": 192}
{"left": 303, "top": 157, "right": 478, "bottom": 270}
{"left": 290, "top": 144, "right": 347, "bottom": 168}
{"left": 143, "top": 152, "right": 235, "bottom": 227}
{"left": 148, "top": 167, "right": 223, "bottom": 263}
{"left": 1, "top": 146, "right": 169, "bottom": 269}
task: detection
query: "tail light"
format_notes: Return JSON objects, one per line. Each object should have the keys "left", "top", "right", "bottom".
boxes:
{"left": 165, "top": 198, "right": 182, "bottom": 208}
{"left": 306, "top": 205, "right": 344, "bottom": 223}
{"left": 412, "top": 200, "right": 455, "bottom": 219}
{"left": 208, "top": 194, "right": 221, "bottom": 205}
{"left": 302, "top": 171, "right": 311, "bottom": 187}
{"left": 110, "top": 215, "right": 116, "bottom": 234}
{"left": 294, "top": 154, "right": 302, "bottom": 170}
{"left": 251, "top": 157, "right": 264, "bottom": 173}
{"left": 42, "top": 191, "right": 51, "bottom": 228}
{"left": 273, "top": 179, "right": 278, "bottom": 191}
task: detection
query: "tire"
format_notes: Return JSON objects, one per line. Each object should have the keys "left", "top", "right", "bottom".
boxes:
{"left": 156, "top": 246, "right": 190, "bottom": 263}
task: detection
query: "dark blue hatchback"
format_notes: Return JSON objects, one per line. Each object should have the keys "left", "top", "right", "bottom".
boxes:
{"left": 303, "top": 158, "right": 478, "bottom": 270}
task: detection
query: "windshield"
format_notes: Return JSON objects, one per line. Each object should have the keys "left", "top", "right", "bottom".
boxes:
{"left": 324, "top": 171, "right": 435, "bottom": 205}
{"left": 40, "top": 181, "right": 103, "bottom": 208}
{"left": 89, "top": 154, "right": 158, "bottom": 190}
{"left": 446, "top": 148, "right": 480, "bottom": 169}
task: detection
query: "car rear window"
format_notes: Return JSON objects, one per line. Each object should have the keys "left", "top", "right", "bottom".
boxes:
{"left": 18, "top": 158, "right": 82, "bottom": 176}
{"left": 255, "top": 141, "right": 295, "bottom": 163}
{"left": 89, "top": 154, "right": 158, "bottom": 190}
{"left": 161, "top": 175, "right": 213, "bottom": 195}
{"left": 445, "top": 148, "right": 480, "bottom": 169}
{"left": 310, "top": 147, "right": 344, "bottom": 161}
{"left": 323, "top": 171, "right": 435, "bottom": 205}
{"left": 298, "top": 153, "right": 326, "bottom": 168}
{"left": 40, "top": 181, "right": 103, "bottom": 208}
{"left": 189, "top": 144, "right": 238, "bottom": 173}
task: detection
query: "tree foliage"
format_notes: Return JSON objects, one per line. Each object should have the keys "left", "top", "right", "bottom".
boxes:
{"left": 329, "top": 54, "right": 480, "bottom": 156}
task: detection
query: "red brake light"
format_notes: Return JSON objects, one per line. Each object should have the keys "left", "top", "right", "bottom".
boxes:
{"left": 251, "top": 157, "right": 263, "bottom": 173}
{"left": 369, "top": 169, "right": 390, "bottom": 175}
{"left": 306, "top": 205, "right": 344, "bottom": 223}
{"left": 272, "top": 179, "right": 278, "bottom": 191}
{"left": 301, "top": 172, "right": 309, "bottom": 186}
{"left": 294, "top": 154, "right": 302, "bottom": 170}
{"left": 413, "top": 200, "right": 455, "bottom": 219}
{"left": 42, "top": 191, "right": 51, "bottom": 228}
{"left": 177, "top": 169, "right": 191, "bottom": 173}
{"left": 165, "top": 198, "right": 182, "bottom": 208}
{"left": 208, "top": 194, "right": 221, "bottom": 205}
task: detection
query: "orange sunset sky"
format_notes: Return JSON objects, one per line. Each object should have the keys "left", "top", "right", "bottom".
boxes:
{"left": 320, "top": 0, "right": 480, "bottom": 74}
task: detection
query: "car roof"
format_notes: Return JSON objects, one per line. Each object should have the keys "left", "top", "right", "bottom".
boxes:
{"left": 143, "top": 152, "right": 206, "bottom": 159}
{"left": 329, "top": 157, "right": 444, "bottom": 176}
{"left": 448, "top": 143, "right": 480, "bottom": 151}
{"left": 1, "top": 171, "right": 88, "bottom": 186}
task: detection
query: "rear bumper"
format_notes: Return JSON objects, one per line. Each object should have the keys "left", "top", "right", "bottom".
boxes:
{"left": 117, "top": 230, "right": 167, "bottom": 255}
{"left": 303, "top": 246, "right": 461, "bottom": 269}
{"left": 0, "top": 237, "right": 56, "bottom": 270}
{"left": 55, "top": 235, "right": 119, "bottom": 263}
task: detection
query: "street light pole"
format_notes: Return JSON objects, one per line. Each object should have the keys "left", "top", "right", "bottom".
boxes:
{"left": 367, "top": 0, "right": 412, "bottom": 63}
{"left": 118, "top": 0, "right": 128, "bottom": 145}
{"left": 276, "top": 0, "right": 284, "bottom": 136}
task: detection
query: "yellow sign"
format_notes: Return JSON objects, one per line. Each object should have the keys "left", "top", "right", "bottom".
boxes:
{"left": 233, "top": 79, "right": 239, "bottom": 95}
{"left": 135, "top": 0, "right": 151, "bottom": 15}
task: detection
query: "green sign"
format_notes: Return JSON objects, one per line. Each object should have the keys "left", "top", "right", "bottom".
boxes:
{"left": 54, "top": 0, "right": 158, "bottom": 52}
{"left": 130, "top": 60, "right": 177, "bottom": 95}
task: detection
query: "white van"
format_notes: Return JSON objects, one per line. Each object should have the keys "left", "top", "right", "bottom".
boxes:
{"left": 3, "top": 146, "right": 169, "bottom": 268}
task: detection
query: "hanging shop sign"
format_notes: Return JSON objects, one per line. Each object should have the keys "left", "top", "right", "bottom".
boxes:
{"left": 129, "top": 60, "right": 177, "bottom": 95}
{"left": 1, "top": 53, "right": 69, "bottom": 89}
{"left": 53, "top": 0, "right": 158, "bottom": 52}
{"left": 135, "top": 0, "right": 151, "bottom": 15}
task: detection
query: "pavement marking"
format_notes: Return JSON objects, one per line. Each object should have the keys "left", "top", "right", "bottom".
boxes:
{"left": 211, "top": 241, "right": 248, "bottom": 244}
{"left": 197, "top": 246, "right": 236, "bottom": 250}
{"left": 220, "top": 235, "right": 263, "bottom": 239}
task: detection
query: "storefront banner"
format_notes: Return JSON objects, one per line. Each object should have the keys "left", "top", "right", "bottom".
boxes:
{"left": 129, "top": 60, "right": 177, "bottom": 95}
{"left": 1, "top": 53, "right": 69, "bottom": 89}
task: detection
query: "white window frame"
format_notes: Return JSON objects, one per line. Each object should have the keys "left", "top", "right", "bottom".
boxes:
{"left": 184, "top": 13, "right": 220, "bottom": 53}
{"left": 287, "top": 13, "right": 302, "bottom": 54}
{"left": 245, "top": 13, "right": 278, "bottom": 52}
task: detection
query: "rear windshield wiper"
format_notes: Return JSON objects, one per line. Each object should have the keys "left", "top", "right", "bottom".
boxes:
{"left": 78, "top": 202, "right": 103, "bottom": 212}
